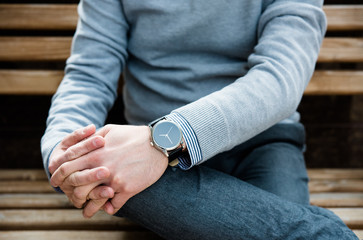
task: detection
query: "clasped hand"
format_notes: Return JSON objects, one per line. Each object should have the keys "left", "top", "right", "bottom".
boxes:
{"left": 48, "top": 124, "right": 168, "bottom": 218}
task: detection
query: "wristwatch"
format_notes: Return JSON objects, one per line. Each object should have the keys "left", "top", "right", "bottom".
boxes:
{"left": 148, "top": 117, "right": 187, "bottom": 167}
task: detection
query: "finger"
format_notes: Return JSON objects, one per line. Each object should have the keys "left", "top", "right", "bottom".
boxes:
{"left": 83, "top": 198, "right": 108, "bottom": 218}
{"left": 88, "top": 185, "right": 114, "bottom": 200}
{"left": 60, "top": 183, "right": 74, "bottom": 193}
{"left": 70, "top": 181, "right": 103, "bottom": 208}
{"left": 61, "top": 124, "right": 96, "bottom": 148}
{"left": 62, "top": 187, "right": 74, "bottom": 200}
{"left": 94, "top": 124, "right": 111, "bottom": 137}
{"left": 64, "top": 167, "right": 110, "bottom": 187}
{"left": 110, "top": 192, "right": 130, "bottom": 215}
{"left": 49, "top": 136, "right": 104, "bottom": 174}
{"left": 102, "top": 201, "right": 115, "bottom": 215}
{"left": 50, "top": 153, "right": 95, "bottom": 187}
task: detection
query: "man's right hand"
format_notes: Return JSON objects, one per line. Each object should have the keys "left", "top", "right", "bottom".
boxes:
{"left": 48, "top": 124, "right": 104, "bottom": 175}
{"left": 48, "top": 125, "right": 114, "bottom": 215}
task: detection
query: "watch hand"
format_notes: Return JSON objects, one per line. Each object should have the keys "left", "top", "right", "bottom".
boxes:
{"left": 166, "top": 135, "right": 173, "bottom": 144}
{"left": 167, "top": 127, "right": 173, "bottom": 135}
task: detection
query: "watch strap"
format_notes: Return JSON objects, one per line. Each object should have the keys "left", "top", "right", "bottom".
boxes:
{"left": 168, "top": 147, "right": 185, "bottom": 166}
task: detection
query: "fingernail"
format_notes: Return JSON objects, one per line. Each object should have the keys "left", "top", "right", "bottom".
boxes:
{"left": 97, "top": 170, "right": 108, "bottom": 179}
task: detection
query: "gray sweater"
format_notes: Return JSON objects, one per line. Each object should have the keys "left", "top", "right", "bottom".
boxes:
{"left": 41, "top": 0, "right": 326, "bottom": 171}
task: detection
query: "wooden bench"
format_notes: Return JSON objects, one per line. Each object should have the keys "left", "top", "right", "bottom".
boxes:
{"left": 0, "top": 1, "right": 362, "bottom": 239}
{"left": 0, "top": 169, "right": 362, "bottom": 239}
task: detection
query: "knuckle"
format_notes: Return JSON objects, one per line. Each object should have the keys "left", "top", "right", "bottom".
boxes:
{"left": 116, "top": 180, "right": 132, "bottom": 194}
{"left": 122, "top": 183, "right": 133, "bottom": 194}
{"left": 48, "top": 157, "right": 60, "bottom": 173}
{"left": 48, "top": 163, "right": 54, "bottom": 173}
{"left": 64, "top": 148, "right": 76, "bottom": 160}
{"left": 68, "top": 174, "right": 78, "bottom": 186}
{"left": 84, "top": 140, "right": 93, "bottom": 152}
{"left": 73, "top": 188, "right": 85, "bottom": 201}
{"left": 113, "top": 175, "right": 123, "bottom": 188}
{"left": 59, "top": 164, "right": 68, "bottom": 177}
{"left": 73, "top": 128, "right": 83, "bottom": 137}
{"left": 85, "top": 172, "right": 95, "bottom": 184}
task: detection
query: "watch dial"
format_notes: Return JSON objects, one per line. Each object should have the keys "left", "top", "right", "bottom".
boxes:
{"left": 153, "top": 121, "right": 182, "bottom": 150}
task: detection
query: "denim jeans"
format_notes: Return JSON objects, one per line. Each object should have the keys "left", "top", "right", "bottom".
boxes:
{"left": 116, "top": 123, "right": 357, "bottom": 240}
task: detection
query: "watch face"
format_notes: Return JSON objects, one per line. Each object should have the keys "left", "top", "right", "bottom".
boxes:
{"left": 152, "top": 120, "right": 182, "bottom": 150}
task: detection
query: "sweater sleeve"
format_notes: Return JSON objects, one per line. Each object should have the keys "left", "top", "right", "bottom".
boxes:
{"left": 173, "top": 0, "right": 327, "bottom": 164}
{"left": 41, "top": 0, "right": 129, "bottom": 177}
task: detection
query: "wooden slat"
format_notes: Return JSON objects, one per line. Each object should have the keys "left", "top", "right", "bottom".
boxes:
{"left": 0, "top": 181, "right": 54, "bottom": 193}
{"left": 0, "top": 169, "right": 362, "bottom": 193}
{"left": 310, "top": 193, "right": 363, "bottom": 208}
{"left": 0, "top": 209, "right": 143, "bottom": 230}
{"left": 0, "top": 4, "right": 361, "bottom": 31}
{"left": 0, "top": 230, "right": 360, "bottom": 240}
{"left": 305, "top": 71, "right": 363, "bottom": 95}
{"left": 0, "top": 169, "right": 47, "bottom": 181}
{"left": 0, "top": 70, "right": 363, "bottom": 95}
{"left": 0, "top": 37, "right": 362, "bottom": 62}
{"left": 354, "top": 230, "right": 363, "bottom": 239}
{"left": 0, "top": 208, "right": 360, "bottom": 231}
{"left": 329, "top": 208, "right": 363, "bottom": 229}
{"left": 0, "top": 70, "right": 63, "bottom": 95}
{"left": 1, "top": 179, "right": 362, "bottom": 194}
{"left": 318, "top": 38, "right": 363, "bottom": 63}
{"left": 1, "top": 192, "right": 362, "bottom": 209}
{"left": 4, "top": 169, "right": 362, "bottom": 181}
{"left": 0, "top": 231, "right": 163, "bottom": 240}
{"left": 324, "top": 5, "right": 363, "bottom": 31}
{"left": 0, "top": 37, "right": 72, "bottom": 61}
{"left": 0, "top": 194, "right": 72, "bottom": 209}
{"left": 0, "top": 4, "right": 78, "bottom": 30}
{"left": 308, "top": 169, "right": 363, "bottom": 180}
{"left": 309, "top": 180, "right": 363, "bottom": 193}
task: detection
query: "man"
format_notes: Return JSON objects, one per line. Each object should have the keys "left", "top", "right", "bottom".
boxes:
{"left": 42, "top": 0, "right": 358, "bottom": 239}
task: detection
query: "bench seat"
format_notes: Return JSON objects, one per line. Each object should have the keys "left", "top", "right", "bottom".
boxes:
{"left": 0, "top": 169, "right": 362, "bottom": 239}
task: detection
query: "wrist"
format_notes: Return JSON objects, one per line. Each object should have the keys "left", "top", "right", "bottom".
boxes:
{"left": 142, "top": 125, "right": 169, "bottom": 168}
